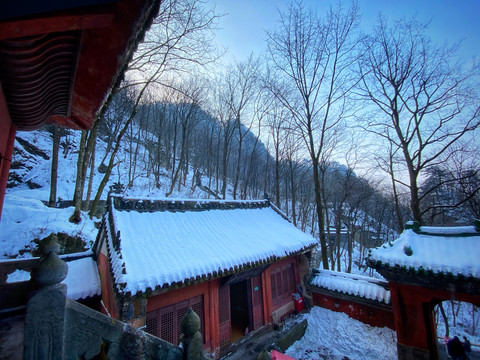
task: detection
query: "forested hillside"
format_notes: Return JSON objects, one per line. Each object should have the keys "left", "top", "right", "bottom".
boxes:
{"left": 5, "top": 85, "right": 475, "bottom": 272}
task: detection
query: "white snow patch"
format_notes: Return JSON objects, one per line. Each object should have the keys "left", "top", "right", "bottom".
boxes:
{"left": 311, "top": 269, "right": 390, "bottom": 304}
{"left": 0, "top": 195, "right": 98, "bottom": 259}
{"left": 285, "top": 307, "right": 397, "bottom": 360}
{"left": 5, "top": 257, "right": 101, "bottom": 300}
{"left": 64, "top": 257, "right": 101, "bottom": 300}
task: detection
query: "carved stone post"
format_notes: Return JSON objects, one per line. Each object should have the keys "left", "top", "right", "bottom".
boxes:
{"left": 180, "top": 308, "right": 204, "bottom": 360}
{"left": 24, "top": 234, "right": 68, "bottom": 360}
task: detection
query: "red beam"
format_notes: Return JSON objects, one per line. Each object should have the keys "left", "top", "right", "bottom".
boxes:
{"left": 68, "top": 0, "right": 155, "bottom": 130}
{"left": 0, "top": 11, "right": 114, "bottom": 40}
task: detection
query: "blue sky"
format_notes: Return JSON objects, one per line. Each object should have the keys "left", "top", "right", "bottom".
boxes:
{"left": 213, "top": 0, "right": 480, "bottom": 64}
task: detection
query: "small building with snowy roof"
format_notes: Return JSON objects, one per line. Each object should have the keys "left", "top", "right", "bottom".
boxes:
{"left": 368, "top": 220, "right": 480, "bottom": 360}
{"left": 94, "top": 195, "right": 317, "bottom": 358}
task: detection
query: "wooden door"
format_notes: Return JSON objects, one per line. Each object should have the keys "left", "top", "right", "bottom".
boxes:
{"left": 250, "top": 275, "right": 264, "bottom": 330}
{"left": 218, "top": 285, "right": 231, "bottom": 351}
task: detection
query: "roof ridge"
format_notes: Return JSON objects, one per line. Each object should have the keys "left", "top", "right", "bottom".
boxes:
{"left": 111, "top": 195, "right": 270, "bottom": 212}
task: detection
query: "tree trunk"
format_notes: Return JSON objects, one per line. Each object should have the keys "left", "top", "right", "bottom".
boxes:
{"left": 312, "top": 159, "right": 329, "bottom": 270}
{"left": 89, "top": 112, "right": 136, "bottom": 217}
{"left": 289, "top": 159, "right": 297, "bottom": 227}
{"left": 438, "top": 302, "right": 449, "bottom": 337}
{"left": 82, "top": 121, "right": 98, "bottom": 210}
{"left": 70, "top": 131, "right": 88, "bottom": 223}
{"left": 275, "top": 145, "right": 280, "bottom": 207}
{"left": 233, "top": 121, "right": 242, "bottom": 200}
{"left": 84, "top": 136, "right": 96, "bottom": 212}
{"left": 48, "top": 125, "right": 60, "bottom": 207}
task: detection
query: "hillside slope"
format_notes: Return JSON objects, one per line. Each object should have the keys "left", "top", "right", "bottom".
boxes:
{"left": 1, "top": 128, "right": 221, "bottom": 259}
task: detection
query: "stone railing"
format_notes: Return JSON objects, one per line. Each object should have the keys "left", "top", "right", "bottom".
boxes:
{"left": 0, "top": 235, "right": 208, "bottom": 360}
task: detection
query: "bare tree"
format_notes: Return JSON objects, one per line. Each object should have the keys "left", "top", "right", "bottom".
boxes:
{"left": 358, "top": 16, "right": 480, "bottom": 225}
{"left": 266, "top": 1, "right": 360, "bottom": 269}
{"left": 223, "top": 55, "right": 260, "bottom": 199}
{"left": 263, "top": 94, "right": 290, "bottom": 208}
{"left": 165, "top": 80, "right": 204, "bottom": 196}
{"left": 208, "top": 76, "right": 235, "bottom": 199}
{"left": 88, "top": 0, "right": 218, "bottom": 217}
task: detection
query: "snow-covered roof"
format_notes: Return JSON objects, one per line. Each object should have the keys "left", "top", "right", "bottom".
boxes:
{"left": 103, "top": 197, "right": 317, "bottom": 295}
{"left": 6, "top": 255, "right": 101, "bottom": 300}
{"left": 310, "top": 269, "right": 390, "bottom": 304}
{"left": 368, "top": 222, "right": 480, "bottom": 279}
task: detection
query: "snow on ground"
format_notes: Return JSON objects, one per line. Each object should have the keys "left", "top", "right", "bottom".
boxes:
{"left": 285, "top": 307, "right": 397, "bottom": 360}
{"left": 1, "top": 128, "right": 211, "bottom": 259}
{"left": 0, "top": 195, "right": 97, "bottom": 258}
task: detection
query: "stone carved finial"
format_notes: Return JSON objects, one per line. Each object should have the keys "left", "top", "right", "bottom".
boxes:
{"left": 25, "top": 233, "right": 68, "bottom": 359}
{"left": 181, "top": 308, "right": 200, "bottom": 337}
{"left": 180, "top": 308, "right": 204, "bottom": 360}
{"left": 31, "top": 233, "right": 68, "bottom": 287}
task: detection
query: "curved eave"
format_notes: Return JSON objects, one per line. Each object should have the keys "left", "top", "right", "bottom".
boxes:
{"left": 119, "top": 246, "right": 315, "bottom": 299}
{"left": 0, "top": 0, "right": 160, "bottom": 131}
{"left": 368, "top": 259, "right": 480, "bottom": 295}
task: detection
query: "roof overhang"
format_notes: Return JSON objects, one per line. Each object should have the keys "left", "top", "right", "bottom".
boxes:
{"left": 368, "top": 259, "right": 480, "bottom": 296}
{"left": 0, "top": 0, "right": 160, "bottom": 131}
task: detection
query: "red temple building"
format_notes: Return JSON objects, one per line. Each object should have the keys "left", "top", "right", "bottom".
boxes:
{"left": 94, "top": 196, "right": 316, "bottom": 358}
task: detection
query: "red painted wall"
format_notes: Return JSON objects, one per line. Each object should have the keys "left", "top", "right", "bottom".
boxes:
{"left": 267, "top": 257, "right": 301, "bottom": 313}
{"left": 147, "top": 280, "right": 220, "bottom": 357}
{"left": 0, "top": 85, "right": 16, "bottom": 220}
{"left": 144, "top": 255, "right": 306, "bottom": 358}
{"left": 311, "top": 289, "right": 395, "bottom": 330}
{"left": 97, "top": 252, "right": 119, "bottom": 319}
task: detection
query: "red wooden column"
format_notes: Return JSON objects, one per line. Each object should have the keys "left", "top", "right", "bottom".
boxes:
{"left": 389, "top": 282, "right": 437, "bottom": 360}
{"left": 261, "top": 268, "right": 273, "bottom": 325}
{"left": 0, "top": 84, "right": 15, "bottom": 220}
{"left": 208, "top": 279, "right": 221, "bottom": 358}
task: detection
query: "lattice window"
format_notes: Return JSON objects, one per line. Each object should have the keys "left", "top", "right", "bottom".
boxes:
{"left": 146, "top": 295, "right": 205, "bottom": 346}
{"left": 271, "top": 261, "right": 296, "bottom": 306}
{"left": 161, "top": 311, "right": 175, "bottom": 344}
{"left": 283, "top": 267, "right": 289, "bottom": 295}
{"left": 287, "top": 264, "right": 295, "bottom": 292}
{"left": 218, "top": 286, "right": 230, "bottom": 324}
{"left": 276, "top": 272, "right": 283, "bottom": 296}
{"left": 270, "top": 273, "right": 277, "bottom": 303}
{"left": 176, "top": 302, "right": 189, "bottom": 342}
{"left": 145, "top": 315, "right": 158, "bottom": 336}
{"left": 218, "top": 285, "right": 231, "bottom": 346}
